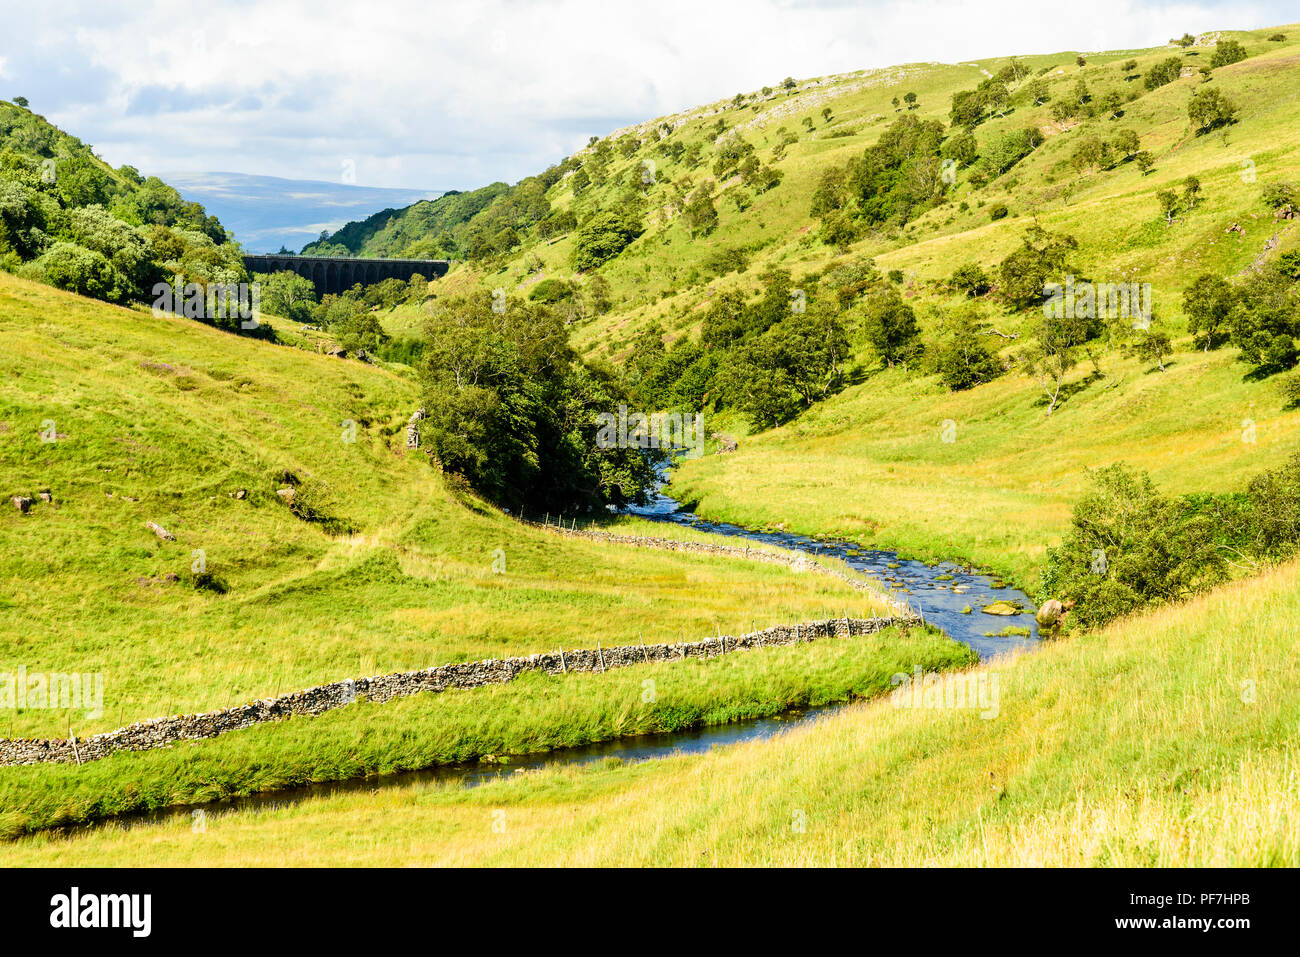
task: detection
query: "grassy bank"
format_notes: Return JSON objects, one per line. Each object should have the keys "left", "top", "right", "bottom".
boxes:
{"left": 670, "top": 344, "right": 1300, "bottom": 589}
{"left": 0, "top": 273, "right": 894, "bottom": 737}
{"left": 0, "top": 623, "right": 968, "bottom": 839}
{"left": 12, "top": 557, "right": 1294, "bottom": 865}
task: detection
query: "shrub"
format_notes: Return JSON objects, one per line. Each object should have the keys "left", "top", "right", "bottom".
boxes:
{"left": 1040, "top": 465, "right": 1226, "bottom": 628}
{"left": 527, "top": 277, "right": 575, "bottom": 303}
{"left": 1210, "top": 39, "right": 1248, "bottom": 68}
{"left": 988, "top": 203, "right": 1009, "bottom": 221}
{"left": 1261, "top": 181, "right": 1297, "bottom": 210}
{"left": 1187, "top": 86, "right": 1237, "bottom": 133}
{"left": 950, "top": 262, "right": 990, "bottom": 296}
{"left": 569, "top": 211, "right": 644, "bottom": 271}
{"left": 35, "top": 241, "right": 126, "bottom": 301}
{"left": 1143, "top": 57, "right": 1183, "bottom": 90}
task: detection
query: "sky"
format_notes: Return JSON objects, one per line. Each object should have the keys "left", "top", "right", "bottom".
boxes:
{"left": 2, "top": 0, "right": 1295, "bottom": 192}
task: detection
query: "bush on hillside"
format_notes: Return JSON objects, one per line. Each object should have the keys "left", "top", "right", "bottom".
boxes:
{"left": 569, "top": 210, "right": 644, "bottom": 271}
{"left": 1040, "top": 465, "right": 1227, "bottom": 628}
{"left": 34, "top": 241, "right": 127, "bottom": 301}
{"left": 1043, "top": 455, "right": 1300, "bottom": 629}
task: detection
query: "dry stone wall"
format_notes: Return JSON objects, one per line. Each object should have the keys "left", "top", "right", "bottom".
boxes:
{"left": 0, "top": 616, "right": 917, "bottom": 768}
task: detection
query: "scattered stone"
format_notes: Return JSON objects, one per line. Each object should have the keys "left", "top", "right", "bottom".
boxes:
{"left": 231, "top": 489, "right": 247, "bottom": 500}
{"left": 146, "top": 521, "right": 175, "bottom": 541}
{"left": 981, "top": 600, "right": 1023, "bottom": 616}
{"left": 406, "top": 408, "right": 426, "bottom": 450}
{"left": 276, "top": 487, "right": 296, "bottom": 504}
{"left": 37, "top": 490, "right": 52, "bottom": 503}
{"left": 1036, "top": 598, "right": 1065, "bottom": 628}
{"left": 712, "top": 432, "right": 739, "bottom": 454}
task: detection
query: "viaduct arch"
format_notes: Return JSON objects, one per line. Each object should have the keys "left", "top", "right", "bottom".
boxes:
{"left": 243, "top": 254, "right": 450, "bottom": 297}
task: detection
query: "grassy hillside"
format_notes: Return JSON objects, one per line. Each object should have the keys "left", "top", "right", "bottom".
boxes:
{"left": 15, "top": 553, "right": 1298, "bottom": 866}
{"left": 0, "top": 272, "right": 896, "bottom": 742}
{"left": 318, "top": 27, "right": 1300, "bottom": 595}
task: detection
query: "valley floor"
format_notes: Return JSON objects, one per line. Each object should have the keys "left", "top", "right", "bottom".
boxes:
{"left": 12, "top": 556, "right": 1298, "bottom": 866}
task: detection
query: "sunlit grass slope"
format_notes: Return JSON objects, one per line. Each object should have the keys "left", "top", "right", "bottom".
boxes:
{"left": 18, "top": 555, "right": 1296, "bottom": 866}
{"left": 671, "top": 341, "right": 1300, "bottom": 588}
{"left": 0, "top": 272, "right": 891, "bottom": 738}
{"left": 0, "top": 621, "right": 969, "bottom": 838}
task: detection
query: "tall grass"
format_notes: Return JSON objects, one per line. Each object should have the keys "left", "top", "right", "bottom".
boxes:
{"left": 0, "top": 624, "right": 968, "bottom": 838}
{"left": 13, "top": 558, "right": 1293, "bottom": 866}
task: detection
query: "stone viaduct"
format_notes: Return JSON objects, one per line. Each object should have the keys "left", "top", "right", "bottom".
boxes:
{"left": 243, "top": 254, "right": 450, "bottom": 296}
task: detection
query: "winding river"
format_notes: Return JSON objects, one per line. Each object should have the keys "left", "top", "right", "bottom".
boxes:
{"left": 93, "top": 472, "right": 1040, "bottom": 833}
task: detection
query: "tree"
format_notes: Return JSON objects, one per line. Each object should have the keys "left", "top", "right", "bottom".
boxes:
{"left": 1182, "top": 273, "right": 1234, "bottom": 350}
{"left": 1121, "top": 59, "right": 1138, "bottom": 73}
{"left": 1188, "top": 86, "right": 1237, "bottom": 133}
{"left": 1144, "top": 56, "right": 1183, "bottom": 90}
{"left": 949, "top": 89, "right": 986, "bottom": 130}
{"left": 569, "top": 210, "right": 644, "bottom": 270}
{"left": 1174, "top": 33, "right": 1196, "bottom": 47}
{"left": 681, "top": 186, "right": 718, "bottom": 236}
{"left": 862, "top": 286, "right": 922, "bottom": 367}
{"left": 1023, "top": 307, "right": 1092, "bottom": 414}
{"left": 12, "top": 96, "right": 28, "bottom": 108}
{"left": 903, "top": 91, "right": 918, "bottom": 109}
{"left": 941, "top": 132, "right": 978, "bottom": 167}
{"left": 809, "top": 166, "right": 849, "bottom": 216}
{"left": 1071, "top": 135, "right": 1112, "bottom": 171}
{"left": 1210, "top": 39, "right": 1247, "bottom": 68}
{"left": 950, "top": 262, "right": 990, "bottom": 296}
{"left": 259, "top": 270, "right": 317, "bottom": 323}
{"left": 1101, "top": 90, "right": 1124, "bottom": 118}
{"left": 1025, "top": 78, "right": 1050, "bottom": 105}
{"left": 1039, "top": 464, "right": 1225, "bottom": 628}
{"left": 1134, "top": 150, "right": 1155, "bottom": 174}
{"left": 934, "top": 307, "right": 1002, "bottom": 390}
{"left": 996, "top": 224, "right": 1078, "bottom": 309}
{"left": 36, "top": 241, "right": 126, "bottom": 302}
{"left": 1132, "top": 324, "right": 1172, "bottom": 371}
{"left": 782, "top": 77, "right": 797, "bottom": 90}
{"left": 1157, "top": 189, "right": 1181, "bottom": 224}
{"left": 891, "top": 96, "right": 900, "bottom": 111}
{"left": 1182, "top": 174, "right": 1202, "bottom": 210}
{"left": 1076, "top": 55, "right": 1087, "bottom": 68}
{"left": 821, "top": 107, "right": 833, "bottom": 122}
{"left": 1113, "top": 128, "right": 1140, "bottom": 157}
{"left": 1262, "top": 181, "right": 1297, "bottom": 210}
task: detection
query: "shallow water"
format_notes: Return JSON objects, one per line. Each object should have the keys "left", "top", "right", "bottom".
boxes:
{"left": 77, "top": 471, "right": 1040, "bottom": 833}
{"left": 626, "top": 474, "right": 1040, "bottom": 660}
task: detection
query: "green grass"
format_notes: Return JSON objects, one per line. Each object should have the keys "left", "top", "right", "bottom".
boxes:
{"left": 669, "top": 343, "right": 1300, "bottom": 590}
{"left": 0, "top": 273, "right": 893, "bottom": 738}
{"left": 14, "top": 555, "right": 1295, "bottom": 866}
{"left": 0, "top": 622, "right": 968, "bottom": 838}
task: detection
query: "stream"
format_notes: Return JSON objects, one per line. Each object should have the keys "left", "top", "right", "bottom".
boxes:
{"left": 83, "top": 473, "right": 1041, "bottom": 833}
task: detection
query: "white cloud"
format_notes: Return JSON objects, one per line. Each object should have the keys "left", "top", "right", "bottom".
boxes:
{"left": 2, "top": 0, "right": 1293, "bottom": 188}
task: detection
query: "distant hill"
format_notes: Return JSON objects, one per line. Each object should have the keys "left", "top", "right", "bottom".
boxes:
{"left": 161, "top": 171, "right": 445, "bottom": 253}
